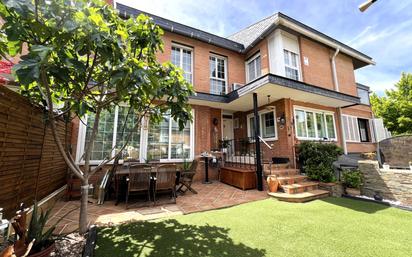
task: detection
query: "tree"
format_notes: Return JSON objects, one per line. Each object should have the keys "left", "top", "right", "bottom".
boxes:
{"left": 0, "top": 0, "right": 194, "bottom": 234}
{"left": 370, "top": 72, "right": 412, "bottom": 135}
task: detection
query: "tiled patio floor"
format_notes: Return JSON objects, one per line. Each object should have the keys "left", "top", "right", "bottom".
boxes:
{"left": 48, "top": 181, "right": 268, "bottom": 234}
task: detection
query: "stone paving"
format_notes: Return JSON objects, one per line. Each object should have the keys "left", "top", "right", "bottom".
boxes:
{"left": 48, "top": 181, "right": 268, "bottom": 234}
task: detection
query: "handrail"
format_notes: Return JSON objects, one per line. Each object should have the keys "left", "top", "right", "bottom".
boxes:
{"left": 258, "top": 136, "right": 272, "bottom": 150}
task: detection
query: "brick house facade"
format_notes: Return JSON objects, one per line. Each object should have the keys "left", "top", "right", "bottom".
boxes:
{"left": 70, "top": 3, "right": 378, "bottom": 182}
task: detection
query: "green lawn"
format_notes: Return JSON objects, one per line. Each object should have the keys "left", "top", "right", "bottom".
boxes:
{"left": 95, "top": 198, "right": 412, "bottom": 257}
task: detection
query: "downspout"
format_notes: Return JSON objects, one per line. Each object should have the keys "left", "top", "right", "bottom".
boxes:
{"left": 331, "top": 47, "right": 348, "bottom": 155}
{"left": 331, "top": 47, "right": 340, "bottom": 92}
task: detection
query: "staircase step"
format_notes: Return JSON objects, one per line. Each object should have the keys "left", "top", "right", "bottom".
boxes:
{"left": 268, "top": 189, "right": 330, "bottom": 203}
{"left": 276, "top": 175, "right": 307, "bottom": 185}
{"left": 281, "top": 181, "right": 319, "bottom": 194}
{"left": 265, "top": 169, "right": 299, "bottom": 176}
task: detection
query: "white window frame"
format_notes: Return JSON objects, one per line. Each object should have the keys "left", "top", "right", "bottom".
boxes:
{"left": 246, "top": 109, "right": 278, "bottom": 141}
{"left": 293, "top": 106, "right": 337, "bottom": 141}
{"left": 144, "top": 111, "right": 195, "bottom": 162}
{"left": 209, "top": 54, "right": 228, "bottom": 95}
{"left": 245, "top": 53, "right": 261, "bottom": 83}
{"left": 76, "top": 108, "right": 195, "bottom": 164}
{"left": 283, "top": 49, "right": 301, "bottom": 81}
{"left": 171, "top": 43, "right": 193, "bottom": 84}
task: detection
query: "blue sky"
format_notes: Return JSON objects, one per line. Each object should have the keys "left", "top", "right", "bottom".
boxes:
{"left": 117, "top": 0, "right": 412, "bottom": 95}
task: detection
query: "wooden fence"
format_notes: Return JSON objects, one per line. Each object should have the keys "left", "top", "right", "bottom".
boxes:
{"left": 0, "top": 86, "right": 71, "bottom": 218}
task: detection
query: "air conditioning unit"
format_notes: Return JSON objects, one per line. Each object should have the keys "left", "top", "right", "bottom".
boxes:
{"left": 232, "top": 83, "right": 244, "bottom": 91}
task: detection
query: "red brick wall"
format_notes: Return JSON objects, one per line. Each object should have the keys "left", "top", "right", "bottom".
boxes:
{"left": 246, "top": 40, "right": 270, "bottom": 77}
{"left": 298, "top": 36, "right": 357, "bottom": 96}
{"left": 299, "top": 37, "right": 334, "bottom": 91}
{"left": 157, "top": 31, "right": 246, "bottom": 94}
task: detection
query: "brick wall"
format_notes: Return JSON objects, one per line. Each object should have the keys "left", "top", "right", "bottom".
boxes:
{"left": 359, "top": 160, "right": 412, "bottom": 206}
{"left": 157, "top": 31, "right": 246, "bottom": 94}
{"left": 298, "top": 36, "right": 357, "bottom": 96}
{"left": 299, "top": 37, "right": 334, "bottom": 91}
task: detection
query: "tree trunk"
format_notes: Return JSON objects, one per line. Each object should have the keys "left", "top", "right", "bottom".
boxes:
{"left": 79, "top": 178, "right": 89, "bottom": 234}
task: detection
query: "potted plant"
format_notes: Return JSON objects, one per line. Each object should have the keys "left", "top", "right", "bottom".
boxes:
{"left": 266, "top": 176, "right": 279, "bottom": 193}
{"left": 0, "top": 202, "right": 75, "bottom": 257}
{"left": 219, "top": 139, "right": 231, "bottom": 153}
{"left": 342, "top": 170, "right": 363, "bottom": 196}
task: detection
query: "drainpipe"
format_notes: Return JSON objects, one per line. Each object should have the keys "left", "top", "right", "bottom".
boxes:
{"left": 331, "top": 47, "right": 347, "bottom": 155}
{"left": 331, "top": 47, "right": 340, "bottom": 92}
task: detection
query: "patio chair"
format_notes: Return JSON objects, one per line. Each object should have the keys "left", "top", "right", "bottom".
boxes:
{"left": 125, "top": 164, "right": 152, "bottom": 209}
{"left": 177, "top": 159, "right": 198, "bottom": 194}
{"left": 153, "top": 164, "right": 177, "bottom": 205}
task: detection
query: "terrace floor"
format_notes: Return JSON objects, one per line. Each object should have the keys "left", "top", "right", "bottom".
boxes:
{"left": 48, "top": 181, "right": 268, "bottom": 234}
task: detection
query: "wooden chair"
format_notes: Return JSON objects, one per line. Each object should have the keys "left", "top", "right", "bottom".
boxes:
{"left": 125, "top": 164, "right": 152, "bottom": 209}
{"left": 177, "top": 159, "right": 198, "bottom": 194}
{"left": 153, "top": 164, "right": 177, "bottom": 205}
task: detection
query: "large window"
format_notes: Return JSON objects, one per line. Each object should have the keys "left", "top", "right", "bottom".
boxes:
{"left": 294, "top": 108, "right": 336, "bottom": 140}
{"left": 147, "top": 115, "right": 192, "bottom": 161}
{"left": 342, "top": 115, "right": 372, "bottom": 142}
{"left": 171, "top": 44, "right": 193, "bottom": 84}
{"left": 246, "top": 53, "right": 261, "bottom": 82}
{"left": 78, "top": 108, "right": 194, "bottom": 163}
{"left": 210, "top": 55, "right": 227, "bottom": 95}
{"left": 83, "top": 107, "right": 141, "bottom": 162}
{"left": 357, "top": 87, "right": 370, "bottom": 105}
{"left": 284, "top": 49, "right": 300, "bottom": 80}
{"left": 247, "top": 110, "right": 277, "bottom": 140}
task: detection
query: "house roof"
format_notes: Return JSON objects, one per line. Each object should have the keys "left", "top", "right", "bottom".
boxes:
{"left": 116, "top": 3, "right": 245, "bottom": 53}
{"left": 227, "top": 13, "right": 278, "bottom": 49}
{"left": 116, "top": 3, "right": 374, "bottom": 68}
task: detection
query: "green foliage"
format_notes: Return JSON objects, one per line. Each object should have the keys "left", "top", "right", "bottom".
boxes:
{"left": 0, "top": 0, "right": 194, "bottom": 129}
{"left": 342, "top": 170, "right": 363, "bottom": 189}
{"left": 298, "top": 141, "right": 343, "bottom": 182}
{"left": 371, "top": 72, "right": 412, "bottom": 135}
{"left": 26, "top": 201, "right": 74, "bottom": 253}
{"left": 219, "top": 139, "right": 231, "bottom": 149}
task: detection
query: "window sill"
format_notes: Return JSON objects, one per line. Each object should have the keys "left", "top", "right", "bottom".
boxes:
{"left": 296, "top": 137, "right": 337, "bottom": 142}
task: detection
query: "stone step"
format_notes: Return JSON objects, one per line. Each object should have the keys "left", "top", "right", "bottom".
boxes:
{"left": 281, "top": 181, "right": 319, "bottom": 194}
{"left": 276, "top": 175, "right": 307, "bottom": 186}
{"left": 268, "top": 189, "right": 330, "bottom": 203}
{"left": 265, "top": 169, "right": 299, "bottom": 177}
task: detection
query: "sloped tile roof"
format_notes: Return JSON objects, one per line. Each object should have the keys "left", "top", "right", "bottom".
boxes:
{"left": 227, "top": 13, "right": 278, "bottom": 49}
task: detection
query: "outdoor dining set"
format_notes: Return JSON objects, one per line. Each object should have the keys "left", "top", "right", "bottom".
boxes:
{"left": 113, "top": 159, "right": 199, "bottom": 208}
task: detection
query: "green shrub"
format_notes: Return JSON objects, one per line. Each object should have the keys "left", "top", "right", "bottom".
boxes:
{"left": 298, "top": 141, "right": 343, "bottom": 182}
{"left": 342, "top": 170, "right": 363, "bottom": 189}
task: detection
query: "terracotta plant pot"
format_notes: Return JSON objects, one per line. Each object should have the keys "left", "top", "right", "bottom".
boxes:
{"left": 266, "top": 176, "right": 279, "bottom": 193}
{"left": 28, "top": 242, "right": 55, "bottom": 257}
{"left": 346, "top": 188, "right": 361, "bottom": 196}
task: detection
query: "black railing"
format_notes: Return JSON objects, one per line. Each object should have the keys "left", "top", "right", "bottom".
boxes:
{"left": 221, "top": 137, "right": 256, "bottom": 169}
{"left": 221, "top": 137, "right": 272, "bottom": 170}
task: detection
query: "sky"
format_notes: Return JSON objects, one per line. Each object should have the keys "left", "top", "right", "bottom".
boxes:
{"left": 116, "top": 0, "right": 412, "bottom": 95}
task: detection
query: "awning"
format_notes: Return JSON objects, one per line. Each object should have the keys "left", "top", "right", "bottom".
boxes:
{"left": 189, "top": 73, "right": 360, "bottom": 111}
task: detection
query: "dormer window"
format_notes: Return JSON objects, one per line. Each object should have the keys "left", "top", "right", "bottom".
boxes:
{"left": 246, "top": 53, "right": 261, "bottom": 82}
{"left": 284, "top": 49, "right": 300, "bottom": 80}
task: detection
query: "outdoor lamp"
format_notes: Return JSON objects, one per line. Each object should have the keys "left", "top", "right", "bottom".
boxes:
{"left": 359, "top": 0, "right": 377, "bottom": 12}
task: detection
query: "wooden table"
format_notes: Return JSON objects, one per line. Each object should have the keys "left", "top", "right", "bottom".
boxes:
{"left": 114, "top": 165, "right": 181, "bottom": 205}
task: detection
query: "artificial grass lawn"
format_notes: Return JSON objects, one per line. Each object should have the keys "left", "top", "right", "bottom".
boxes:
{"left": 95, "top": 197, "right": 412, "bottom": 257}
